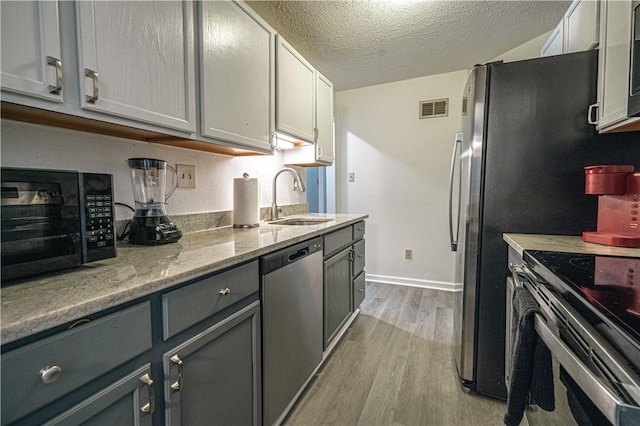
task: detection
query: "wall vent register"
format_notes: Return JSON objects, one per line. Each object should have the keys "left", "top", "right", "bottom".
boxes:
{"left": 420, "top": 98, "right": 449, "bottom": 118}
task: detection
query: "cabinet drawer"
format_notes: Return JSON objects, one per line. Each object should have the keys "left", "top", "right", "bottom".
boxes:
{"left": 1, "top": 302, "right": 152, "bottom": 425}
{"left": 353, "top": 238, "right": 365, "bottom": 276}
{"left": 162, "top": 260, "right": 259, "bottom": 340}
{"left": 353, "top": 271, "right": 366, "bottom": 309}
{"left": 324, "top": 226, "right": 353, "bottom": 257}
{"left": 353, "top": 221, "right": 365, "bottom": 241}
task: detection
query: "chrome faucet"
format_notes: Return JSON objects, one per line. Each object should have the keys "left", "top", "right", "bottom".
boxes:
{"left": 271, "top": 167, "right": 306, "bottom": 221}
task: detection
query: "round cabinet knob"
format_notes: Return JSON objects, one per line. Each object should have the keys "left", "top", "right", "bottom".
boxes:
{"left": 40, "top": 365, "right": 62, "bottom": 384}
{"left": 219, "top": 288, "right": 231, "bottom": 296}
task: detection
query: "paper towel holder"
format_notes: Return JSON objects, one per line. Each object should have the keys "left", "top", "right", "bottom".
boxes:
{"left": 233, "top": 172, "right": 260, "bottom": 228}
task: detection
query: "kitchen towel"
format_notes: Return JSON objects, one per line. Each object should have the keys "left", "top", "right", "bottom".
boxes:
{"left": 504, "top": 286, "right": 555, "bottom": 426}
{"left": 233, "top": 174, "right": 259, "bottom": 228}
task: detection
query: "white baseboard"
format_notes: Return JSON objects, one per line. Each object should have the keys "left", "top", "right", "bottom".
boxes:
{"left": 366, "top": 273, "right": 461, "bottom": 292}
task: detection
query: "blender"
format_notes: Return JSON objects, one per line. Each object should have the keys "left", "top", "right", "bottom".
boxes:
{"left": 127, "top": 158, "right": 182, "bottom": 245}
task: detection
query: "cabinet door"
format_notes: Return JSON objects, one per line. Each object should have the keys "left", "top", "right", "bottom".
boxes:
{"left": 353, "top": 271, "right": 366, "bottom": 310}
{"left": 164, "top": 301, "right": 261, "bottom": 426}
{"left": 276, "top": 35, "right": 316, "bottom": 142}
{"left": 353, "top": 238, "right": 365, "bottom": 277}
{"left": 1, "top": 0, "right": 63, "bottom": 102}
{"left": 44, "top": 365, "right": 154, "bottom": 426}
{"left": 76, "top": 1, "right": 196, "bottom": 132}
{"left": 324, "top": 247, "right": 353, "bottom": 349}
{"left": 541, "top": 21, "right": 564, "bottom": 56}
{"left": 315, "top": 71, "right": 334, "bottom": 163}
{"left": 564, "top": 0, "right": 600, "bottom": 53}
{"left": 597, "top": 0, "right": 633, "bottom": 129}
{"left": 199, "top": 0, "right": 274, "bottom": 152}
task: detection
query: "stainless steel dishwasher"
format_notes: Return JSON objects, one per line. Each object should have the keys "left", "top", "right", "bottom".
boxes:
{"left": 261, "top": 237, "right": 324, "bottom": 426}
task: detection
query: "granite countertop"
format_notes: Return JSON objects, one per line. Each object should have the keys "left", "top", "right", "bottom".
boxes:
{"left": 504, "top": 233, "right": 640, "bottom": 258}
{"left": 1, "top": 213, "right": 368, "bottom": 344}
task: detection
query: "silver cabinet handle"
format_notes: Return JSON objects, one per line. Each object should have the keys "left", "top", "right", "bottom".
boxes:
{"left": 587, "top": 103, "right": 599, "bottom": 125}
{"left": 139, "top": 373, "right": 155, "bottom": 414}
{"left": 314, "top": 128, "right": 319, "bottom": 142}
{"left": 46, "top": 56, "right": 62, "bottom": 94}
{"left": 170, "top": 354, "right": 183, "bottom": 391}
{"left": 317, "top": 144, "right": 323, "bottom": 159}
{"left": 40, "top": 365, "right": 62, "bottom": 384}
{"left": 448, "top": 132, "right": 463, "bottom": 251}
{"left": 85, "top": 68, "right": 99, "bottom": 103}
{"left": 219, "top": 288, "right": 231, "bottom": 296}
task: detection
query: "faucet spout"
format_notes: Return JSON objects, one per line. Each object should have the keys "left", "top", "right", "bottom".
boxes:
{"left": 271, "top": 167, "right": 306, "bottom": 221}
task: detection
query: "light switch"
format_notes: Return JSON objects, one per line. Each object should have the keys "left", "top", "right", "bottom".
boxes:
{"left": 348, "top": 172, "right": 355, "bottom": 182}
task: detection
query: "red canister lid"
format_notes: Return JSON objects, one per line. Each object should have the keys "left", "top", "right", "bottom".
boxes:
{"left": 584, "top": 165, "right": 635, "bottom": 174}
{"left": 584, "top": 165, "right": 634, "bottom": 194}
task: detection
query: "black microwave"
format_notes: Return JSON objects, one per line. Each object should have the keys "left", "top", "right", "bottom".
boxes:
{"left": 1, "top": 167, "right": 117, "bottom": 282}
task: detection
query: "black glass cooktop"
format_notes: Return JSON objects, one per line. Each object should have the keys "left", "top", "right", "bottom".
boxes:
{"left": 523, "top": 250, "right": 640, "bottom": 364}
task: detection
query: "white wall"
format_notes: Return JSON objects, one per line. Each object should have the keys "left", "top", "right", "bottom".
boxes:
{"left": 335, "top": 70, "right": 468, "bottom": 289}
{"left": 0, "top": 120, "right": 306, "bottom": 220}
{"left": 491, "top": 30, "right": 552, "bottom": 63}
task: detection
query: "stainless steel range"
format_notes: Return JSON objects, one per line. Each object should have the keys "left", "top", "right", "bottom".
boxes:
{"left": 509, "top": 251, "right": 640, "bottom": 425}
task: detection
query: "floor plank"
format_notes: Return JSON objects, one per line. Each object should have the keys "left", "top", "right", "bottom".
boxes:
{"left": 284, "top": 282, "right": 508, "bottom": 426}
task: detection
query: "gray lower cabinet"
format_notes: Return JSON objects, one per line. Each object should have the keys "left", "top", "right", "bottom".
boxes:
{"left": 163, "top": 300, "right": 261, "bottom": 426}
{"left": 0, "top": 302, "right": 153, "bottom": 425}
{"left": 324, "top": 246, "right": 354, "bottom": 349}
{"left": 1, "top": 261, "right": 261, "bottom": 426}
{"left": 353, "top": 271, "right": 366, "bottom": 309}
{"left": 43, "top": 364, "right": 154, "bottom": 426}
{"left": 352, "top": 236, "right": 366, "bottom": 311}
{"left": 323, "top": 221, "right": 367, "bottom": 350}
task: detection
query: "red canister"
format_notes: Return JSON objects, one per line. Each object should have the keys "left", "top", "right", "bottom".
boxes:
{"left": 584, "top": 165, "right": 635, "bottom": 195}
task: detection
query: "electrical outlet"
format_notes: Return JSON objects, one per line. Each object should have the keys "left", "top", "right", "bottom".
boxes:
{"left": 348, "top": 172, "right": 355, "bottom": 182}
{"left": 177, "top": 164, "right": 196, "bottom": 188}
{"left": 405, "top": 249, "right": 413, "bottom": 260}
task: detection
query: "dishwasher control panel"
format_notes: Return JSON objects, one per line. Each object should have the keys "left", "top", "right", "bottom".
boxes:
{"left": 260, "top": 237, "right": 323, "bottom": 274}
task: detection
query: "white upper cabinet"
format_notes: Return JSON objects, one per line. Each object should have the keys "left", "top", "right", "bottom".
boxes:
{"left": 541, "top": 22, "right": 564, "bottom": 57}
{"left": 199, "top": 0, "right": 274, "bottom": 153}
{"left": 276, "top": 35, "right": 316, "bottom": 143}
{"left": 591, "top": 0, "right": 639, "bottom": 132}
{"left": 541, "top": 0, "right": 599, "bottom": 56}
{"left": 283, "top": 71, "right": 335, "bottom": 166}
{"left": 315, "top": 71, "right": 334, "bottom": 164}
{"left": 75, "top": 1, "right": 196, "bottom": 133}
{"left": 1, "top": 1, "right": 63, "bottom": 102}
{"left": 564, "top": 0, "right": 600, "bottom": 53}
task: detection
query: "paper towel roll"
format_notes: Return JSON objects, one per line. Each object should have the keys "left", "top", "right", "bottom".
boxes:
{"left": 233, "top": 176, "right": 259, "bottom": 228}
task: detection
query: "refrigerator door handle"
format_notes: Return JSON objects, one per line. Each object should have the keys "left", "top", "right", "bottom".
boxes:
{"left": 449, "top": 132, "right": 463, "bottom": 251}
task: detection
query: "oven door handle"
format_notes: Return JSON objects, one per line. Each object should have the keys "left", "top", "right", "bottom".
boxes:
{"left": 534, "top": 314, "right": 639, "bottom": 425}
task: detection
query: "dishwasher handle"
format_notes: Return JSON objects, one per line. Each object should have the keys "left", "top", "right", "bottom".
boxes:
{"left": 288, "top": 248, "right": 310, "bottom": 262}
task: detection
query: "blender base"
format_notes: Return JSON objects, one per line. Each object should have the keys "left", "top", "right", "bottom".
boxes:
{"left": 129, "top": 215, "right": 182, "bottom": 245}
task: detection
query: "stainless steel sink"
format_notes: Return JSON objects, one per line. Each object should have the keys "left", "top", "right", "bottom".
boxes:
{"left": 268, "top": 217, "right": 333, "bottom": 226}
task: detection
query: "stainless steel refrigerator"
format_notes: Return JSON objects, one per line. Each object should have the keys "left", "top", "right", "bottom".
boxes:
{"left": 448, "top": 50, "right": 640, "bottom": 400}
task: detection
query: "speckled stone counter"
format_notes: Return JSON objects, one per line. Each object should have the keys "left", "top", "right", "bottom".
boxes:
{"left": 1, "top": 213, "right": 368, "bottom": 344}
{"left": 503, "top": 233, "right": 640, "bottom": 258}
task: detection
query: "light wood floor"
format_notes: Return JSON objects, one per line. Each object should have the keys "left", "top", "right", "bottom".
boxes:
{"left": 284, "top": 282, "right": 508, "bottom": 426}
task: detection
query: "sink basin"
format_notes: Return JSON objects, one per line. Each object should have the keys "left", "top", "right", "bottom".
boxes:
{"left": 268, "top": 217, "right": 333, "bottom": 226}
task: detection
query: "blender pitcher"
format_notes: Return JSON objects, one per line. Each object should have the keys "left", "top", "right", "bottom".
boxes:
{"left": 127, "top": 158, "right": 182, "bottom": 244}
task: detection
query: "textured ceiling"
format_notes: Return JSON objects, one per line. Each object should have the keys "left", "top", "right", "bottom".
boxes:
{"left": 246, "top": 0, "right": 571, "bottom": 91}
